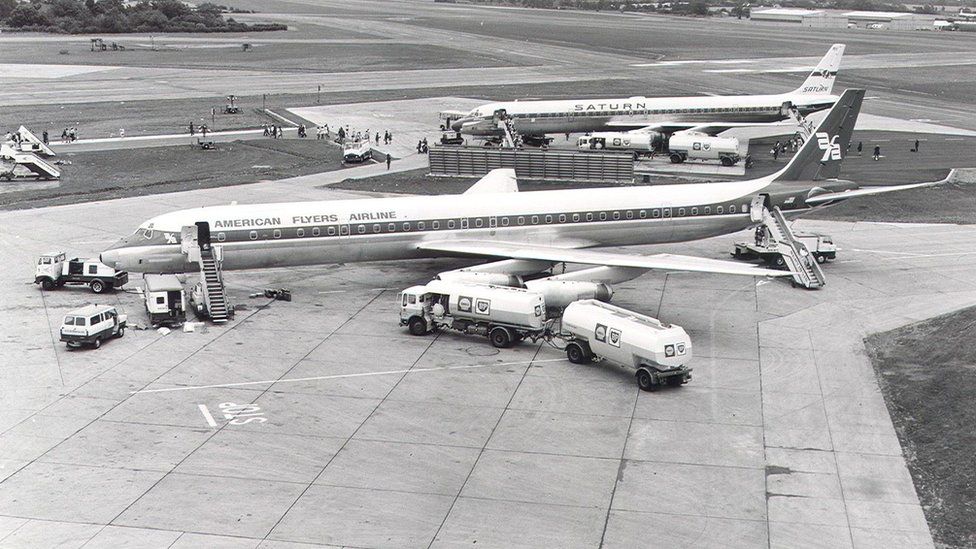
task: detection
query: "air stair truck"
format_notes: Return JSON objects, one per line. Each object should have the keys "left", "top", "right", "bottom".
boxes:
{"left": 559, "top": 299, "right": 692, "bottom": 391}
{"left": 399, "top": 280, "right": 548, "bottom": 349}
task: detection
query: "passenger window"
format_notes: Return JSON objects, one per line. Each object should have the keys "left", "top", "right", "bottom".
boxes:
{"left": 691, "top": 207, "right": 698, "bottom": 215}
{"left": 704, "top": 207, "right": 711, "bottom": 215}
{"left": 408, "top": 295, "right": 416, "bottom": 304}
{"left": 652, "top": 210, "right": 660, "bottom": 218}
{"left": 432, "top": 221, "right": 439, "bottom": 230}
{"left": 475, "top": 219, "right": 483, "bottom": 228}
{"left": 358, "top": 225, "right": 366, "bottom": 234}
{"left": 448, "top": 220, "right": 456, "bottom": 229}
{"left": 641, "top": 210, "right": 648, "bottom": 219}
{"left": 88, "top": 265, "right": 97, "bottom": 274}
{"left": 418, "top": 222, "right": 425, "bottom": 230}
{"left": 297, "top": 228, "right": 305, "bottom": 237}
{"left": 626, "top": 211, "right": 633, "bottom": 219}
{"left": 315, "top": 227, "right": 323, "bottom": 236}
{"left": 517, "top": 217, "right": 525, "bottom": 226}
{"left": 273, "top": 229, "right": 282, "bottom": 239}
{"left": 545, "top": 215, "right": 553, "bottom": 224}
{"left": 156, "top": 296, "right": 164, "bottom": 304}
{"left": 730, "top": 205, "right": 736, "bottom": 213}
{"left": 678, "top": 208, "right": 685, "bottom": 216}
{"left": 389, "top": 223, "right": 396, "bottom": 232}
{"left": 586, "top": 213, "right": 593, "bottom": 222}
{"left": 249, "top": 231, "right": 257, "bottom": 240}
{"left": 217, "top": 232, "right": 226, "bottom": 242}
{"left": 373, "top": 224, "right": 381, "bottom": 233}
{"left": 91, "top": 315, "right": 100, "bottom": 325}
{"left": 502, "top": 218, "right": 510, "bottom": 226}
{"left": 717, "top": 206, "right": 723, "bottom": 214}
{"left": 531, "top": 216, "right": 539, "bottom": 224}
{"left": 572, "top": 214, "right": 580, "bottom": 222}
{"left": 559, "top": 214, "right": 566, "bottom": 223}
{"left": 403, "top": 223, "right": 410, "bottom": 231}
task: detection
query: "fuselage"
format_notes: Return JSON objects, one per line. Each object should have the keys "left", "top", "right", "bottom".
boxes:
{"left": 100, "top": 176, "right": 849, "bottom": 274}
{"left": 453, "top": 92, "right": 837, "bottom": 137}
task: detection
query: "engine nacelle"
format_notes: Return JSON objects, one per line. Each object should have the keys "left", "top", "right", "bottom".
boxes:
{"left": 523, "top": 280, "right": 613, "bottom": 310}
{"left": 435, "top": 270, "right": 524, "bottom": 287}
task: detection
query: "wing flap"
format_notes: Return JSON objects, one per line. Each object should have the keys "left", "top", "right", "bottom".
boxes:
{"left": 417, "top": 240, "right": 790, "bottom": 278}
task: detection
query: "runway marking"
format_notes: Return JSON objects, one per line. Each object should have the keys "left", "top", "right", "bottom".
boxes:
{"left": 851, "top": 248, "right": 976, "bottom": 260}
{"left": 132, "top": 358, "right": 564, "bottom": 395}
{"left": 197, "top": 404, "right": 218, "bottom": 427}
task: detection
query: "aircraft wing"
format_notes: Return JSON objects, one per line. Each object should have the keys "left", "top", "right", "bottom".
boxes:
{"left": 463, "top": 169, "right": 519, "bottom": 194}
{"left": 606, "top": 121, "right": 796, "bottom": 136}
{"left": 805, "top": 169, "right": 970, "bottom": 205}
{"left": 417, "top": 240, "right": 790, "bottom": 278}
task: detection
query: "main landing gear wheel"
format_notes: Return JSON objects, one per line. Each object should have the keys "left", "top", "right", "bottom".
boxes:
{"left": 489, "top": 326, "right": 513, "bottom": 348}
{"left": 408, "top": 317, "right": 427, "bottom": 336}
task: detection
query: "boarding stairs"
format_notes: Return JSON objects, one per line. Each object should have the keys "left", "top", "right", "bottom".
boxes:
{"left": 763, "top": 206, "right": 826, "bottom": 289}
{"left": 16, "top": 126, "right": 56, "bottom": 157}
{"left": 199, "top": 247, "right": 229, "bottom": 322}
{"left": 786, "top": 108, "right": 815, "bottom": 142}
{"left": 0, "top": 145, "right": 60, "bottom": 179}
{"left": 497, "top": 117, "right": 523, "bottom": 148}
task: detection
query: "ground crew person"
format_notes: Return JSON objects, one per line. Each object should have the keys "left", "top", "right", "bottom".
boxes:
{"left": 386, "top": 154, "right": 392, "bottom": 170}
{"left": 857, "top": 141, "right": 863, "bottom": 156}
{"left": 771, "top": 146, "right": 779, "bottom": 160}
{"left": 873, "top": 145, "right": 881, "bottom": 161}
{"left": 41, "top": 130, "right": 48, "bottom": 144}
{"left": 913, "top": 138, "right": 920, "bottom": 152}
{"left": 189, "top": 122, "right": 195, "bottom": 136}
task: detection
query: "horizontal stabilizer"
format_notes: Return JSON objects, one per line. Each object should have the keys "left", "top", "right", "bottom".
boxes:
{"left": 805, "top": 168, "right": 972, "bottom": 205}
{"left": 463, "top": 168, "right": 519, "bottom": 194}
{"left": 417, "top": 240, "right": 790, "bottom": 278}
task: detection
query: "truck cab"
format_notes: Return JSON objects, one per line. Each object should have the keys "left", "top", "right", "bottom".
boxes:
{"left": 60, "top": 304, "right": 127, "bottom": 349}
{"left": 35, "top": 251, "right": 66, "bottom": 289}
{"left": 399, "top": 286, "right": 434, "bottom": 335}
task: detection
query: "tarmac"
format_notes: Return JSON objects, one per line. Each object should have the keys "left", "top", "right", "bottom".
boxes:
{"left": 2, "top": 167, "right": 975, "bottom": 547}
{"left": 2, "top": 1, "right": 976, "bottom": 547}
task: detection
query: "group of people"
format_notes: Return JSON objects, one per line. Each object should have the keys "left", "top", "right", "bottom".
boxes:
{"left": 332, "top": 125, "right": 394, "bottom": 146}
{"left": 60, "top": 127, "right": 79, "bottom": 143}
{"left": 262, "top": 123, "right": 284, "bottom": 139}
{"left": 416, "top": 138, "right": 429, "bottom": 154}
{"left": 769, "top": 135, "right": 803, "bottom": 160}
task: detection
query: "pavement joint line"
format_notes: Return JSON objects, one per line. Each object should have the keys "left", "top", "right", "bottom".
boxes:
{"left": 425, "top": 340, "right": 545, "bottom": 549}
{"left": 598, "top": 358, "right": 641, "bottom": 548}
{"left": 129, "top": 358, "right": 565, "bottom": 394}
{"left": 259, "top": 291, "right": 443, "bottom": 544}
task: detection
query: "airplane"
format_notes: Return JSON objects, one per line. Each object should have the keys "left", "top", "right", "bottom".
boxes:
{"left": 101, "top": 89, "right": 964, "bottom": 299}
{"left": 451, "top": 44, "right": 845, "bottom": 141}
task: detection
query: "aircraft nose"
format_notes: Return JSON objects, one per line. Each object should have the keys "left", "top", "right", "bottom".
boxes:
{"left": 99, "top": 249, "right": 119, "bottom": 269}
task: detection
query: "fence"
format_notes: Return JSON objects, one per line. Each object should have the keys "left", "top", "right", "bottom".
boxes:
{"left": 429, "top": 146, "right": 634, "bottom": 183}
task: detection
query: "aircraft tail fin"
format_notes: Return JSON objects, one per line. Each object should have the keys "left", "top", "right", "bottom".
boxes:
{"left": 793, "top": 44, "right": 845, "bottom": 95}
{"left": 772, "top": 88, "right": 863, "bottom": 182}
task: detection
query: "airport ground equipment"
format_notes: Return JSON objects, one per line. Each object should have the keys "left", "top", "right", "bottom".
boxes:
{"left": 180, "top": 223, "right": 231, "bottom": 323}
{"left": 667, "top": 132, "right": 741, "bottom": 166}
{"left": 343, "top": 140, "right": 372, "bottom": 163}
{"left": 0, "top": 144, "right": 60, "bottom": 179}
{"left": 559, "top": 299, "right": 692, "bottom": 391}
{"left": 224, "top": 95, "right": 242, "bottom": 114}
{"left": 14, "top": 126, "right": 55, "bottom": 157}
{"left": 740, "top": 203, "right": 827, "bottom": 289}
{"left": 34, "top": 252, "right": 128, "bottom": 293}
{"left": 60, "top": 304, "right": 126, "bottom": 349}
{"left": 400, "top": 281, "right": 548, "bottom": 348}
{"left": 578, "top": 131, "right": 664, "bottom": 155}
{"left": 428, "top": 146, "right": 634, "bottom": 183}
{"left": 733, "top": 229, "right": 836, "bottom": 267}
{"left": 440, "top": 132, "right": 465, "bottom": 145}
{"left": 143, "top": 274, "right": 186, "bottom": 327}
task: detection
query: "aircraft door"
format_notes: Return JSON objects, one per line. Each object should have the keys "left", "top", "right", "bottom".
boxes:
{"left": 195, "top": 221, "right": 211, "bottom": 251}
{"left": 750, "top": 195, "right": 767, "bottom": 223}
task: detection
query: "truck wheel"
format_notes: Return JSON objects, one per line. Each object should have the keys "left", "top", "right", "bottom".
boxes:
{"left": 721, "top": 156, "right": 734, "bottom": 167}
{"left": 637, "top": 369, "right": 655, "bottom": 392}
{"left": 489, "top": 327, "right": 513, "bottom": 348}
{"left": 90, "top": 280, "right": 105, "bottom": 294}
{"left": 669, "top": 153, "right": 683, "bottom": 164}
{"left": 816, "top": 254, "right": 826, "bottom": 264}
{"left": 116, "top": 326, "right": 125, "bottom": 338}
{"left": 566, "top": 343, "right": 588, "bottom": 364}
{"left": 93, "top": 338, "right": 101, "bottom": 349}
{"left": 408, "top": 317, "right": 428, "bottom": 336}
{"left": 774, "top": 256, "right": 785, "bottom": 267}
{"left": 40, "top": 279, "right": 54, "bottom": 290}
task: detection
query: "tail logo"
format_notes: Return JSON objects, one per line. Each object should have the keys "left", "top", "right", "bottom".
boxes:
{"left": 816, "top": 132, "right": 842, "bottom": 162}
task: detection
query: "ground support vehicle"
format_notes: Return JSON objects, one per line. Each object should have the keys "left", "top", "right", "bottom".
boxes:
{"left": 440, "top": 132, "right": 465, "bottom": 145}
{"left": 343, "top": 140, "right": 372, "bottom": 163}
{"left": 399, "top": 281, "right": 548, "bottom": 348}
{"left": 557, "top": 300, "right": 692, "bottom": 391}
{"left": 35, "top": 252, "right": 128, "bottom": 293}
{"left": 667, "top": 132, "right": 741, "bottom": 166}
{"left": 577, "top": 131, "right": 662, "bottom": 155}
{"left": 60, "top": 305, "right": 126, "bottom": 349}
{"left": 143, "top": 274, "right": 186, "bottom": 327}
{"left": 733, "top": 228, "right": 836, "bottom": 267}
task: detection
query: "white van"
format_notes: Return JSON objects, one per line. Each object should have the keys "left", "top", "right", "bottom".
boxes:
{"left": 60, "top": 305, "right": 127, "bottom": 349}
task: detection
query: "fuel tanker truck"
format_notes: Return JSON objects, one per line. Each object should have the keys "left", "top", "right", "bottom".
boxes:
{"left": 559, "top": 300, "right": 692, "bottom": 391}
{"left": 666, "top": 131, "right": 741, "bottom": 166}
{"left": 577, "top": 131, "right": 663, "bottom": 156}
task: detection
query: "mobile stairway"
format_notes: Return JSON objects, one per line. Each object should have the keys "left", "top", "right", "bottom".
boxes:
{"left": 198, "top": 247, "right": 229, "bottom": 323}
{"left": 0, "top": 145, "right": 60, "bottom": 180}
{"left": 15, "top": 126, "right": 56, "bottom": 157}
{"left": 763, "top": 206, "right": 826, "bottom": 289}
{"left": 180, "top": 223, "right": 230, "bottom": 323}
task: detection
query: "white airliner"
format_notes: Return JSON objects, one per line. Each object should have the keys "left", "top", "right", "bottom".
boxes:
{"left": 101, "top": 89, "right": 961, "bottom": 291}
{"left": 451, "top": 44, "right": 845, "bottom": 140}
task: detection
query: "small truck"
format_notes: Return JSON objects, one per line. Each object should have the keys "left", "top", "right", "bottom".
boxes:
{"left": 559, "top": 299, "right": 692, "bottom": 391}
{"left": 35, "top": 252, "right": 129, "bottom": 293}
{"left": 60, "top": 304, "right": 127, "bottom": 349}
{"left": 733, "top": 229, "right": 837, "bottom": 266}
{"left": 143, "top": 274, "right": 186, "bottom": 327}
{"left": 667, "top": 132, "right": 741, "bottom": 166}
{"left": 342, "top": 140, "right": 372, "bottom": 163}
{"left": 400, "top": 280, "right": 548, "bottom": 348}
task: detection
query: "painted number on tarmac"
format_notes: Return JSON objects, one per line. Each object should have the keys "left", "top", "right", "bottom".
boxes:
{"left": 198, "top": 402, "right": 267, "bottom": 428}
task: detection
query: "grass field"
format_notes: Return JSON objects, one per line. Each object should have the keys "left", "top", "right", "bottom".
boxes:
{"left": 866, "top": 307, "right": 976, "bottom": 549}
{"left": 0, "top": 138, "right": 343, "bottom": 210}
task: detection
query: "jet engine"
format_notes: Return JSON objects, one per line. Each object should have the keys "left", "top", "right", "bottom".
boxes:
{"left": 523, "top": 279, "right": 613, "bottom": 310}
{"left": 435, "top": 270, "right": 524, "bottom": 287}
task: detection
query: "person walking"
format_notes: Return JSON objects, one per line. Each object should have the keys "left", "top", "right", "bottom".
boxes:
{"left": 189, "top": 122, "right": 195, "bottom": 136}
{"left": 42, "top": 130, "right": 48, "bottom": 145}
{"left": 857, "top": 141, "right": 863, "bottom": 156}
{"left": 386, "top": 154, "right": 392, "bottom": 170}
{"left": 873, "top": 145, "right": 881, "bottom": 161}
{"left": 119, "top": 128, "right": 125, "bottom": 138}
{"left": 771, "top": 146, "right": 779, "bottom": 161}
{"left": 375, "top": 131, "right": 380, "bottom": 145}
{"left": 913, "top": 138, "right": 920, "bottom": 152}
